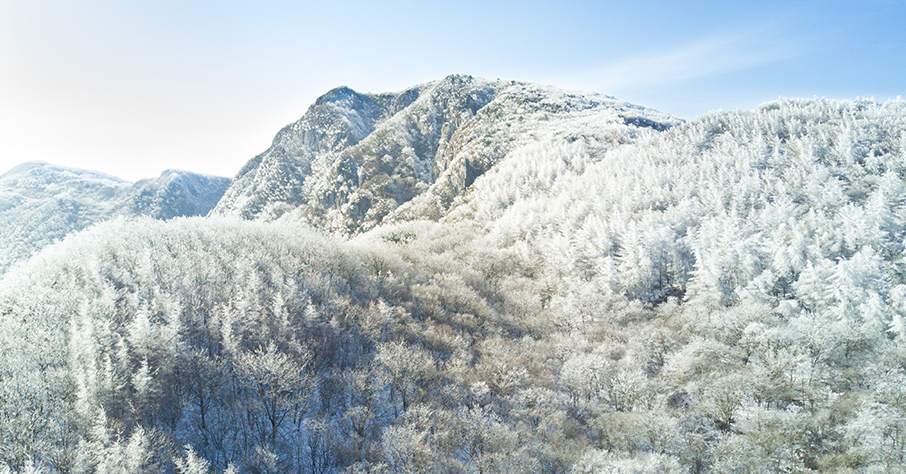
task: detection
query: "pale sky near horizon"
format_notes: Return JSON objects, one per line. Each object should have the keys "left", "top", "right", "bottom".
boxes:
{"left": 1, "top": 0, "right": 904, "bottom": 182}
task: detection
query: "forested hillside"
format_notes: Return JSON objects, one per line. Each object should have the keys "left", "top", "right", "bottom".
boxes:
{"left": 1, "top": 79, "right": 905, "bottom": 473}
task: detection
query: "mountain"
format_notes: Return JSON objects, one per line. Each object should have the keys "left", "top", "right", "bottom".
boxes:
{"left": 0, "top": 162, "right": 230, "bottom": 273}
{"left": 213, "top": 74, "right": 681, "bottom": 234}
{"left": 121, "top": 169, "right": 231, "bottom": 220}
{"left": 0, "top": 162, "right": 130, "bottom": 272}
{"left": 3, "top": 77, "right": 906, "bottom": 473}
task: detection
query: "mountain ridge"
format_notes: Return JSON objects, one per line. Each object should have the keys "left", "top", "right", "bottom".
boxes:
{"left": 0, "top": 162, "right": 231, "bottom": 273}
{"left": 213, "top": 74, "right": 682, "bottom": 234}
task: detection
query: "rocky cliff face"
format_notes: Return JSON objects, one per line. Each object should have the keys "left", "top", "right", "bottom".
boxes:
{"left": 213, "top": 75, "right": 682, "bottom": 234}
{"left": 0, "top": 162, "right": 229, "bottom": 273}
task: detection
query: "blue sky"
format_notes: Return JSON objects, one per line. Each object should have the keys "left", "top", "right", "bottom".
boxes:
{"left": 1, "top": 0, "right": 904, "bottom": 181}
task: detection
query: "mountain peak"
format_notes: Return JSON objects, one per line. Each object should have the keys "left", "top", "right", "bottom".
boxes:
{"left": 314, "top": 85, "right": 365, "bottom": 106}
{"left": 213, "top": 76, "right": 681, "bottom": 234}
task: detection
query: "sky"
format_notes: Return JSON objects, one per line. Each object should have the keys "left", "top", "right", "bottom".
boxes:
{"left": 1, "top": 0, "right": 904, "bottom": 182}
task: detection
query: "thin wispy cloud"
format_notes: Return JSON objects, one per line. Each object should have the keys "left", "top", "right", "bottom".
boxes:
{"left": 566, "top": 30, "right": 807, "bottom": 95}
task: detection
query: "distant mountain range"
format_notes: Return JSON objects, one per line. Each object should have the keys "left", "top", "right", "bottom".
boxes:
{"left": 0, "top": 162, "right": 230, "bottom": 272}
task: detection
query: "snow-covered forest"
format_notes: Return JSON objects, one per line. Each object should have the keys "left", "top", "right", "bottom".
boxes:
{"left": 2, "top": 77, "right": 906, "bottom": 473}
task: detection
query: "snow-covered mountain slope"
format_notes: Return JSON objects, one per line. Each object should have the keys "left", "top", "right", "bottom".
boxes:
{"left": 121, "top": 169, "right": 231, "bottom": 220}
{"left": 0, "top": 162, "right": 131, "bottom": 272}
{"left": 213, "top": 74, "right": 681, "bottom": 234}
{"left": 433, "top": 97, "right": 906, "bottom": 309}
{"left": 0, "top": 162, "right": 230, "bottom": 273}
